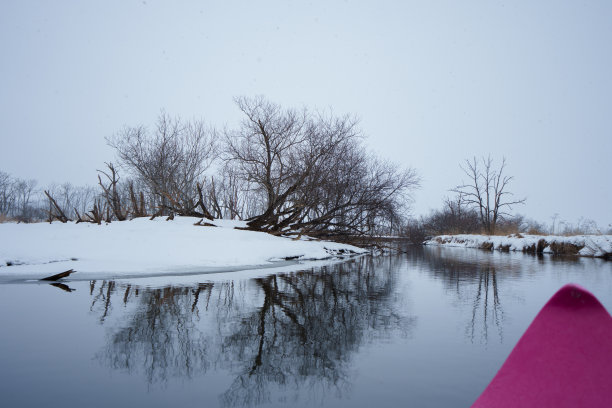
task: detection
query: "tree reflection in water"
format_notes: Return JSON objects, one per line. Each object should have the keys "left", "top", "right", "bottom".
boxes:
{"left": 418, "top": 248, "right": 505, "bottom": 343}
{"left": 91, "top": 281, "right": 218, "bottom": 383}
{"left": 89, "top": 256, "right": 414, "bottom": 406}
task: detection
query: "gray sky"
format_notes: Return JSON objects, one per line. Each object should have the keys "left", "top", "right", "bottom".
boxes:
{"left": 1, "top": 0, "right": 610, "bottom": 228}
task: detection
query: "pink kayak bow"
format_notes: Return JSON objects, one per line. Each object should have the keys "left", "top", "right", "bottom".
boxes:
{"left": 472, "top": 284, "right": 612, "bottom": 408}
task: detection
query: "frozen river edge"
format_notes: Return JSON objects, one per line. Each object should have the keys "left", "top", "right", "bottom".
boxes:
{"left": 0, "top": 216, "right": 368, "bottom": 283}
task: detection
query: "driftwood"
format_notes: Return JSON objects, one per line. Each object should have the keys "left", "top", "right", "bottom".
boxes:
{"left": 40, "top": 269, "right": 75, "bottom": 281}
{"left": 44, "top": 190, "right": 71, "bottom": 223}
{"left": 194, "top": 218, "right": 216, "bottom": 227}
{"left": 149, "top": 208, "right": 163, "bottom": 220}
{"left": 196, "top": 182, "right": 215, "bottom": 220}
{"left": 159, "top": 183, "right": 215, "bottom": 220}
{"left": 98, "top": 162, "right": 127, "bottom": 221}
{"left": 74, "top": 207, "right": 83, "bottom": 223}
{"left": 128, "top": 183, "right": 147, "bottom": 217}
{"left": 86, "top": 201, "right": 105, "bottom": 224}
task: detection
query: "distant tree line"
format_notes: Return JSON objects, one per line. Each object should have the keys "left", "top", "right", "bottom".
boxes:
{"left": 0, "top": 170, "right": 99, "bottom": 223}
{"left": 4, "top": 103, "right": 607, "bottom": 240}
{"left": 1, "top": 97, "right": 420, "bottom": 239}
{"left": 404, "top": 156, "right": 608, "bottom": 242}
{"left": 0, "top": 171, "right": 40, "bottom": 222}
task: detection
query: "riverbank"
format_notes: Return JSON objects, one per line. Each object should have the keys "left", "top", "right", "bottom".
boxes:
{"left": 0, "top": 217, "right": 367, "bottom": 280}
{"left": 424, "top": 233, "right": 612, "bottom": 259}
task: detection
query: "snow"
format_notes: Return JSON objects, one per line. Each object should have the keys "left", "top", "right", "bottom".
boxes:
{"left": 424, "top": 234, "right": 612, "bottom": 258}
{"left": 0, "top": 217, "right": 367, "bottom": 281}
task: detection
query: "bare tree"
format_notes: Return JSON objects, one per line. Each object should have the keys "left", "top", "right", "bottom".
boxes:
{"left": 292, "top": 147, "right": 419, "bottom": 237}
{"left": 107, "top": 112, "right": 217, "bottom": 217}
{"left": 0, "top": 171, "right": 16, "bottom": 217}
{"left": 0, "top": 172, "right": 41, "bottom": 221}
{"left": 12, "top": 178, "right": 38, "bottom": 222}
{"left": 451, "top": 156, "right": 525, "bottom": 235}
{"left": 223, "top": 96, "right": 321, "bottom": 230}
{"left": 223, "top": 96, "right": 419, "bottom": 236}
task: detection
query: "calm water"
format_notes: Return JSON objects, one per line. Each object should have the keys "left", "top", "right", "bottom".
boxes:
{"left": 0, "top": 246, "right": 611, "bottom": 408}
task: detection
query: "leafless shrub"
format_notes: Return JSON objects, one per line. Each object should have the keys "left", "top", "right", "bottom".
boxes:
{"left": 422, "top": 195, "right": 481, "bottom": 236}
{"left": 558, "top": 217, "right": 601, "bottom": 235}
{"left": 492, "top": 215, "right": 525, "bottom": 235}
{"left": 518, "top": 217, "right": 549, "bottom": 235}
{"left": 0, "top": 213, "right": 12, "bottom": 223}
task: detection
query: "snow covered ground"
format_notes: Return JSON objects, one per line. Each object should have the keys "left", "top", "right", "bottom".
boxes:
{"left": 424, "top": 234, "right": 612, "bottom": 258}
{"left": 0, "top": 217, "right": 367, "bottom": 281}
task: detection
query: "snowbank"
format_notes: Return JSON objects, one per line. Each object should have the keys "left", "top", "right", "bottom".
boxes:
{"left": 0, "top": 217, "right": 367, "bottom": 280}
{"left": 424, "top": 234, "right": 612, "bottom": 259}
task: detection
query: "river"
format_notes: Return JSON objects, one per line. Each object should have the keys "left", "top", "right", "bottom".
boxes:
{"left": 0, "top": 246, "right": 610, "bottom": 407}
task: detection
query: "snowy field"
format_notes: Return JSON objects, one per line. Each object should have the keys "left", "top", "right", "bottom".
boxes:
{"left": 0, "top": 217, "right": 366, "bottom": 281}
{"left": 424, "top": 234, "right": 612, "bottom": 258}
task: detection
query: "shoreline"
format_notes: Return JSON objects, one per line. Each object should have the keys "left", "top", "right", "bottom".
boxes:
{"left": 0, "top": 216, "right": 368, "bottom": 281}
{"left": 424, "top": 233, "right": 612, "bottom": 260}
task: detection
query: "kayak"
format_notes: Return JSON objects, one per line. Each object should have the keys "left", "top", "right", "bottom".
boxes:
{"left": 472, "top": 283, "right": 612, "bottom": 407}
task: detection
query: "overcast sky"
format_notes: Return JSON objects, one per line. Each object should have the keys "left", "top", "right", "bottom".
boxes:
{"left": 1, "top": 0, "right": 610, "bottom": 228}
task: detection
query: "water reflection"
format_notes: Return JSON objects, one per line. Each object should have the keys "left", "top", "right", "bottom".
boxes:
{"left": 469, "top": 266, "right": 502, "bottom": 343}
{"left": 410, "top": 248, "right": 506, "bottom": 343}
{"left": 49, "top": 282, "right": 76, "bottom": 292}
{"left": 411, "top": 246, "right": 610, "bottom": 344}
{"left": 92, "top": 282, "right": 214, "bottom": 383}
{"left": 89, "top": 256, "right": 414, "bottom": 406}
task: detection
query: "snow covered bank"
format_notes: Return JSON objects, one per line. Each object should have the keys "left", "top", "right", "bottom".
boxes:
{"left": 0, "top": 217, "right": 367, "bottom": 281}
{"left": 424, "top": 234, "right": 612, "bottom": 259}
